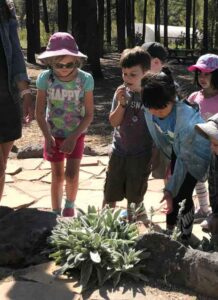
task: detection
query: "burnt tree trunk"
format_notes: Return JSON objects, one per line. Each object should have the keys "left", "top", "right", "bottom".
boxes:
{"left": 126, "top": 0, "right": 135, "bottom": 47}
{"left": 116, "top": 0, "right": 126, "bottom": 52}
{"left": 33, "top": 0, "right": 40, "bottom": 53}
{"left": 214, "top": 0, "right": 218, "bottom": 48}
{"left": 192, "top": 0, "right": 196, "bottom": 49}
{"left": 163, "top": 0, "right": 168, "bottom": 48}
{"left": 71, "top": 0, "right": 102, "bottom": 77}
{"left": 97, "top": 0, "right": 105, "bottom": 57}
{"left": 106, "top": 0, "right": 111, "bottom": 46}
{"left": 142, "top": 0, "right": 147, "bottom": 44}
{"left": 42, "top": 0, "right": 49, "bottom": 33}
{"left": 203, "top": 0, "right": 209, "bottom": 52}
{"left": 154, "top": 0, "right": 160, "bottom": 42}
{"left": 185, "top": 0, "right": 192, "bottom": 49}
{"left": 58, "top": 0, "right": 68, "bottom": 32}
{"left": 25, "top": 0, "right": 36, "bottom": 63}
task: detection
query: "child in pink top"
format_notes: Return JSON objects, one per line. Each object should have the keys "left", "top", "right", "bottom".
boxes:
{"left": 188, "top": 53, "right": 218, "bottom": 225}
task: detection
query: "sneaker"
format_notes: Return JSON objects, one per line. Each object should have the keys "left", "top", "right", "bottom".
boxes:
{"left": 194, "top": 208, "right": 211, "bottom": 223}
{"left": 62, "top": 207, "right": 75, "bottom": 217}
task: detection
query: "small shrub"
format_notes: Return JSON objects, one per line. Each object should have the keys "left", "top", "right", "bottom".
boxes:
{"left": 48, "top": 206, "right": 150, "bottom": 291}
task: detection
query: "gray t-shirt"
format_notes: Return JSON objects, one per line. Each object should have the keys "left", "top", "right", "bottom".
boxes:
{"left": 111, "top": 91, "right": 152, "bottom": 156}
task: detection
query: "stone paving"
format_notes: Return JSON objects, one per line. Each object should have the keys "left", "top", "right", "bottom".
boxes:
{"left": 3, "top": 155, "right": 208, "bottom": 240}
{"left": 0, "top": 155, "right": 211, "bottom": 299}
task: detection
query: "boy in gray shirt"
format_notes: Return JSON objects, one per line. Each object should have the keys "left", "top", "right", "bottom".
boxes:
{"left": 103, "top": 47, "right": 152, "bottom": 222}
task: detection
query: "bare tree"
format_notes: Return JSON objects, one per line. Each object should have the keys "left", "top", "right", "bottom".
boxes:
{"left": 106, "top": 0, "right": 111, "bottom": 46}
{"left": 116, "top": 0, "right": 126, "bottom": 51}
{"left": 163, "top": 0, "right": 168, "bottom": 48}
{"left": 203, "top": 0, "right": 208, "bottom": 51}
{"left": 42, "top": 0, "right": 49, "bottom": 33}
{"left": 214, "top": 0, "right": 218, "bottom": 48}
{"left": 154, "top": 0, "right": 160, "bottom": 42}
{"left": 97, "top": 0, "right": 105, "bottom": 57}
{"left": 71, "top": 0, "right": 102, "bottom": 78}
{"left": 58, "top": 0, "right": 68, "bottom": 31}
{"left": 126, "top": 0, "right": 135, "bottom": 47}
{"left": 25, "top": 0, "right": 35, "bottom": 63}
{"left": 185, "top": 0, "right": 192, "bottom": 49}
{"left": 142, "top": 0, "right": 147, "bottom": 44}
{"left": 192, "top": 0, "right": 196, "bottom": 49}
{"left": 33, "top": 0, "right": 40, "bottom": 53}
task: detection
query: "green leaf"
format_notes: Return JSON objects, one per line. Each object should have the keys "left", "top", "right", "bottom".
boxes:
{"left": 80, "top": 261, "right": 93, "bottom": 289}
{"left": 126, "top": 270, "right": 148, "bottom": 282}
{"left": 88, "top": 205, "right": 97, "bottom": 214}
{"left": 90, "top": 251, "right": 101, "bottom": 263}
{"left": 113, "top": 208, "right": 122, "bottom": 221}
{"left": 112, "top": 271, "right": 122, "bottom": 288}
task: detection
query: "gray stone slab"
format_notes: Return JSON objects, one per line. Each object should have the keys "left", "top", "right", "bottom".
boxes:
{"left": 81, "top": 156, "right": 99, "bottom": 166}
{"left": 19, "top": 158, "right": 43, "bottom": 170}
{"left": 20, "top": 262, "right": 81, "bottom": 293}
{"left": 80, "top": 165, "right": 106, "bottom": 176}
{"left": 14, "top": 170, "right": 50, "bottom": 181}
{"left": 0, "top": 281, "right": 77, "bottom": 300}
{"left": 6, "top": 160, "right": 22, "bottom": 175}
{"left": 79, "top": 178, "right": 105, "bottom": 190}
{"left": 39, "top": 160, "right": 51, "bottom": 170}
{"left": 5, "top": 174, "right": 14, "bottom": 183}
{"left": 97, "top": 156, "right": 109, "bottom": 166}
{"left": 79, "top": 171, "right": 93, "bottom": 182}
{"left": 41, "top": 173, "right": 51, "bottom": 183}
{"left": 12, "top": 182, "right": 50, "bottom": 201}
{"left": 1, "top": 186, "right": 35, "bottom": 208}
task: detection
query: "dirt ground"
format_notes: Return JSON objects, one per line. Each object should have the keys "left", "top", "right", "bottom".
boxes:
{"left": 14, "top": 54, "right": 216, "bottom": 299}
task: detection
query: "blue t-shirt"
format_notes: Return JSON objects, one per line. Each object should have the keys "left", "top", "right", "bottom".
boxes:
{"left": 152, "top": 105, "right": 176, "bottom": 145}
{"left": 36, "top": 69, "right": 94, "bottom": 138}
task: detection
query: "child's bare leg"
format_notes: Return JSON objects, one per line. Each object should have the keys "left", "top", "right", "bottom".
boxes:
{"left": 51, "top": 161, "right": 65, "bottom": 213}
{"left": 65, "top": 158, "right": 80, "bottom": 201}
{"left": 102, "top": 199, "right": 116, "bottom": 208}
{"left": 0, "top": 142, "right": 14, "bottom": 200}
{"left": 63, "top": 158, "right": 80, "bottom": 216}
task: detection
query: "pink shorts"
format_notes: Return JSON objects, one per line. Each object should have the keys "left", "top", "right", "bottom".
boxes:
{"left": 44, "top": 135, "right": 85, "bottom": 162}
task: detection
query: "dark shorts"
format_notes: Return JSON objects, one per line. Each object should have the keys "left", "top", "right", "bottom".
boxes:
{"left": 104, "top": 152, "right": 152, "bottom": 204}
{"left": 0, "top": 95, "right": 22, "bottom": 144}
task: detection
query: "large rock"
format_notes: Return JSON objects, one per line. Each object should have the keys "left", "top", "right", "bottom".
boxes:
{"left": 136, "top": 232, "right": 218, "bottom": 298}
{"left": 17, "top": 145, "right": 43, "bottom": 159}
{"left": 0, "top": 207, "right": 57, "bottom": 267}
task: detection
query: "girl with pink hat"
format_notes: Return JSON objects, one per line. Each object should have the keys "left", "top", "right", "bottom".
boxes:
{"left": 188, "top": 54, "right": 218, "bottom": 228}
{"left": 35, "top": 32, "right": 94, "bottom": 217}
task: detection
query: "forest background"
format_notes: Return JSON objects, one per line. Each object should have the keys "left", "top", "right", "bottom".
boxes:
{"left": 14, "top": 0, "right": 218, "bottom": 78}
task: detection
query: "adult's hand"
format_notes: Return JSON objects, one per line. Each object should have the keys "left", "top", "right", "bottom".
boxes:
{"left": 22, "top": 93, "right": 34, "bottom": 124}
{"left": 160, "top": 190, "right": 173, "bottom": 214}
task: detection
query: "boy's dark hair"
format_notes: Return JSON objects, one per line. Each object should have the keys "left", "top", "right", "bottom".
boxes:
{"left": 194, "top": 69, "right": 218, "bottom": 90}
{"left": 141, "top": 42, "right": 168, "bottom": 62}
{"left": 141, "top": 72, "right": 176, "bottom": 109}
{"left": 120, "top": 46, "right": 151, "bottom": 70}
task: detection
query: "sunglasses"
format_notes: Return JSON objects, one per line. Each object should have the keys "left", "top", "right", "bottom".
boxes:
{"left": 53, "top": 62, "right": 79, "bottom": 69}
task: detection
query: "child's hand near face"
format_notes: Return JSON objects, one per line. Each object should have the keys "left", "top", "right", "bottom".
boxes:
{"left": 115, "top": 85, "right": 128, "bottom": 107}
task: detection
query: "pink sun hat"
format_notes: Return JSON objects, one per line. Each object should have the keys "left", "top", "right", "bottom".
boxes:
{"left": 188, "top": 53, "right": 218, "bottom": 72}
{"left": 38, "top": 32, "right": 87, "bottom": 60}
